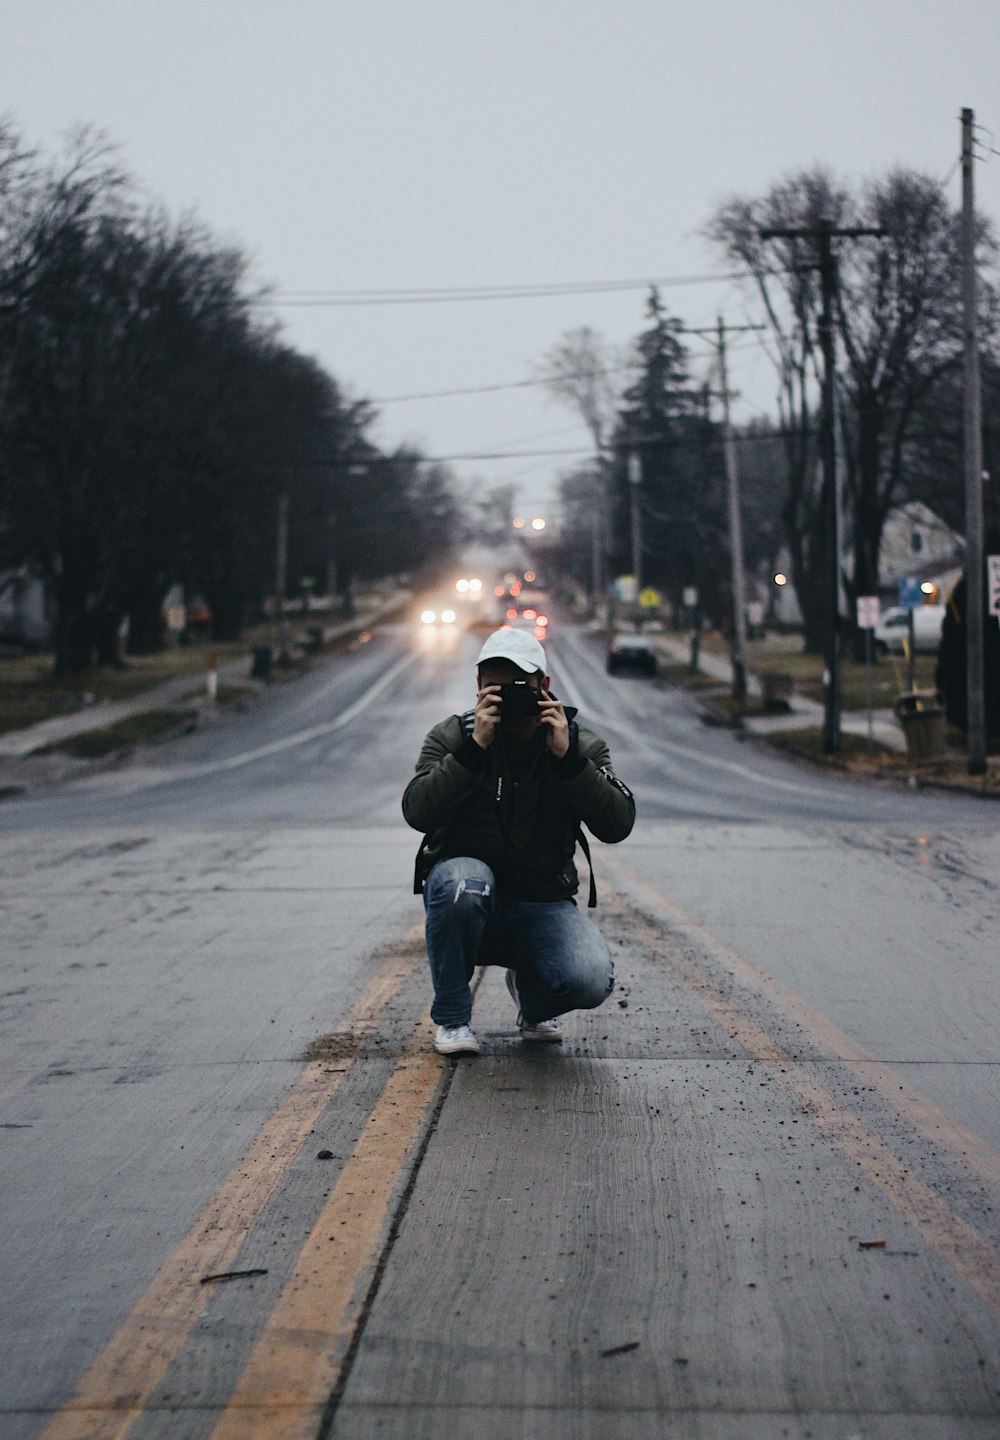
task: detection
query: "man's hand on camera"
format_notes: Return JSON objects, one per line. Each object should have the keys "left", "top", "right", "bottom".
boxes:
{"left": 538, "top": 689, "right": 569, "bottom": 758}
{"left": 472, "top": 684, "right": 503, "bottom": 749}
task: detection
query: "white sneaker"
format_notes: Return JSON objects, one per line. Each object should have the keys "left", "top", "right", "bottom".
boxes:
{"left": 433, "top": 1023, "right": 480, "bottom": 1056}
{"left": 505, "top": 969, "right": 563, "bottom": 1043}
{"left": 520, "top": 1017, "right": 563, "bottom": 1044}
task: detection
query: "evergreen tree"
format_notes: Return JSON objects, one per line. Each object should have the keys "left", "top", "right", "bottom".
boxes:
{"left": 610, "top": 289, "right": 726, "bottom": 621}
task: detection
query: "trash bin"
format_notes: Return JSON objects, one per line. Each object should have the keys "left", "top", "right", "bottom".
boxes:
{"left": 760, "top": 672, "right": 793, "bottom": 712}
{"left": 894, "top": 690, "right": 946, "bottom": 761}
{"left": 251, "top": 644, "right": 272, "bottom": 680}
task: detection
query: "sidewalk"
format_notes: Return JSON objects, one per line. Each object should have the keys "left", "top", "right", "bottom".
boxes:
{"left": 0, "top": 595, "right": 407, "bottom": 762}
{"left": 651, "top": 633, "right": 907, "bottom": 753}
{"left": 0, "top": 653, "right": 251, "bottom": 760}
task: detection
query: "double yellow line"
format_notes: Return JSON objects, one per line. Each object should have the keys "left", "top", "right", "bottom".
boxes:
{"left": 41, "top": 858, "right": 1000, "bottom": 1436}
{"left": 42, "top": 925, "right": 445, "bottom": 1440}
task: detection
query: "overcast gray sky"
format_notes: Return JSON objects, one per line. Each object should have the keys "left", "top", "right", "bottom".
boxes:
{"left": 3, "top": 0, "right": 998, "bottom": 516}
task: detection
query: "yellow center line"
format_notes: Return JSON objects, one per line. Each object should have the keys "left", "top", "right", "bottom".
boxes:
{"left": 602, "top": 851, "right": 1000, "bottom": 1187}
{"left": 39, "top": 925, "right": 426, "bottom": 1440}
{"left": 206, "top": 1016, "right": 445, "bottom": 1440}
{"left": 601, "top": 854, "right": 1000, "bottom": 1312}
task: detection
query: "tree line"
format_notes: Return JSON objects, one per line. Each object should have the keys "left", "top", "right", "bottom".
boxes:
{"left": 542, "top": 165, "right": 1000, "bottom": 650}
{"left": 0, "top": 124, "right": 461, "bottom": 674}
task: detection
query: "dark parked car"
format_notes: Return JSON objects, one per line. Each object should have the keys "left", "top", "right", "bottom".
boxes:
{"left": 607, "top": 633, "right": 657, "bottom": 676}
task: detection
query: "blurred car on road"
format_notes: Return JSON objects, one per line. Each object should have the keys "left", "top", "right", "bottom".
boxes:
{"left": 607, "top": 632, "right": 657, "bottom": 676}
{"left": 498, "top": 609, "right": 549, "bottom": 644}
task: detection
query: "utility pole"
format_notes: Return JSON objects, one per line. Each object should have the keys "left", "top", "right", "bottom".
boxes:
{"left": 274, "top": 488, "right": 289, "bottom": 662}
{"left": 816, "top": 220, "right": 844, "bottom": 755}
{"left": 590, "top": 460, "right": 607, "bottom": 618}
{"left": 687, "top": 318, "right": 765, "bottom": 706}
{"left": 627, "top": 450, "right": 642, "bottom": 595}
{"left": 761, "top": 219, "right": 884, "bottom": 753}
{"left": 717, "top": 319, "right": 748, "bottom": 704}
{"left": 962, "top": 107, "right": 986, "bottom": 775}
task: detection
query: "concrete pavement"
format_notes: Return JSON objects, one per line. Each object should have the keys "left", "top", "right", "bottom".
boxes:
{"left": 4, "top": 613, "right": 999, "bottom": 1436}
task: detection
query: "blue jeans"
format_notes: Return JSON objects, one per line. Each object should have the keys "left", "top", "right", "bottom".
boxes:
{"left": 423, "top": 857, "right": 615, "bottom": 1028}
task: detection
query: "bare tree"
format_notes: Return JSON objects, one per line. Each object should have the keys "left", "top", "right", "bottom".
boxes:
{"left": 708, "top": 166, "right": 998, "bottom": 652}
{"left": 0, "top": 125, "right": 463, "bottom": 672}
{"left": 536, "top": 325, "right": 622, "bottom": 452}
{"left": 536, "top": 327, "right": 625, "bottom": 607}
{"left": 708, "top": 170, "right": 842, "bottom": 650}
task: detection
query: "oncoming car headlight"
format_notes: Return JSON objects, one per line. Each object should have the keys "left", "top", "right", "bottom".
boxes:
{"left": 420, "top": 609, "right": 437, "bottom": 625}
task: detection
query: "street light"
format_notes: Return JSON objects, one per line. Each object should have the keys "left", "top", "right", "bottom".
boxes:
{"left": 531, "top": 517, "right": 546, "bottom": 531}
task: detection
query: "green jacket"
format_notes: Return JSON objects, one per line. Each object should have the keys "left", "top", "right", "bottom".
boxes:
{"left": 402, "top": 707, "right": 635, "bottom": 903}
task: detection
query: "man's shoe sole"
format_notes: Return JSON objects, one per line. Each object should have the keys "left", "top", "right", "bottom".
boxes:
{"left": 434, "top": 1037, "right": 481, "bottom": 1056}
{"left": 519, "top": 1026, "right": 563, "bottom": 1044}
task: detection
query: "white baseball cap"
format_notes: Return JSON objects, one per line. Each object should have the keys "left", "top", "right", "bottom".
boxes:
{"left": 476, "top": 626, "right": 547, "bottom": 674}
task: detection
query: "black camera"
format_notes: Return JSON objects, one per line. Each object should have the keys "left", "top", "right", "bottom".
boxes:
{"left": 499, "top": 678, "right": 541, "bottom": 722}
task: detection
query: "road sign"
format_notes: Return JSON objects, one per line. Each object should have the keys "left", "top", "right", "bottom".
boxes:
{"left": 898, "top": 576, "right": 924, "bottom": 610}
{"left": 988, "top": 555, "right": 1000, "bottom": 617}
{"left": 639, "top": 587, "right": 661, "bottom": 609}
{"left": 166, "top": 606, "right": 186, "bottom": 633}
{"left": 856, "top": 595, "right": 880, "bottom": 629}
{"left": 614, "top": 575, "right": 638, "bottom": 603}
{"left": 746, "top": 601, "right": 765, "bottom": 627}
{"left": 682, "top": 586, "right": 699, "bottom": 608}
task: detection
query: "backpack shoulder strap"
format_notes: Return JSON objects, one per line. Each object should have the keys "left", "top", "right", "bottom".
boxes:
{"left": 413, "top": 838, "right": 428, "bottom": 895}
{"left": 575, "top": 824, "right": 597, "bottom": 908}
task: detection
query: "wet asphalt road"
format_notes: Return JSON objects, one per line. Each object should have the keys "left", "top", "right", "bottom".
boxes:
{"left": 2, "top": 615, "right": 999, "bottom": 1438}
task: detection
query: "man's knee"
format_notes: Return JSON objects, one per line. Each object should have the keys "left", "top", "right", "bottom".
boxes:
{"left": 566, "top": 927, "right": 615, "bottom": 1010}
{"left": 425, "top": 858, "right": 496, "bottom": 914}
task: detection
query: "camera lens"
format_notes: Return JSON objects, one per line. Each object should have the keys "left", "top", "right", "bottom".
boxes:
{"left": 500, "top": 680, "right": 540, "bottom": 721}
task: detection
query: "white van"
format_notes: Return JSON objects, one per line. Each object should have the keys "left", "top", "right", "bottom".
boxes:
{"left": 873, "top": 604, "right": 945, "bottom": 655}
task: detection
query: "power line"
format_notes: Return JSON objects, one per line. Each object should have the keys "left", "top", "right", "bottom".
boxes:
{"left": 369, "top": 339, "right": 765, "bottom": 406}
{"left": 370, "top": 366, "right": 630, "bottom": 404}
{"left": 258, "top": 270, "right": 745, "bottom": 308}
{"left": 394, "top": 446, "right": 595, "bottom": 462}
{"left": 307, "top": 446, "right": 593, "bottom": 466}
{"left": 310, "top": 426, "right": 808, "bottom": 469}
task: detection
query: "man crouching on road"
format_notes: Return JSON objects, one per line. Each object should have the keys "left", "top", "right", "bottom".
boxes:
{"left": 402, "top": 626, "right": 636, "bottom": 1056}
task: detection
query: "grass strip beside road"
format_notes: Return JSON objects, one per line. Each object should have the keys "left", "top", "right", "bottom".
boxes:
{"left": 0, "top": 595, "right": 405, "bottom": 738}
{"left": 36, "top": 708, "right": 197, "bottom": 757}
{"left": 656, "top": 630, "right": 998, "bottom": 796}
{"left": 0, "top": 629, "right": 268, "bottom": 717}
{"left": 696, "top": 629, "right": 941, "bottom": 710}
{"left": 767, "top": 725, "right": 1000, "bottom": 792}
{"left": 654, "top": 660, "right": 720, "bottom": 692}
